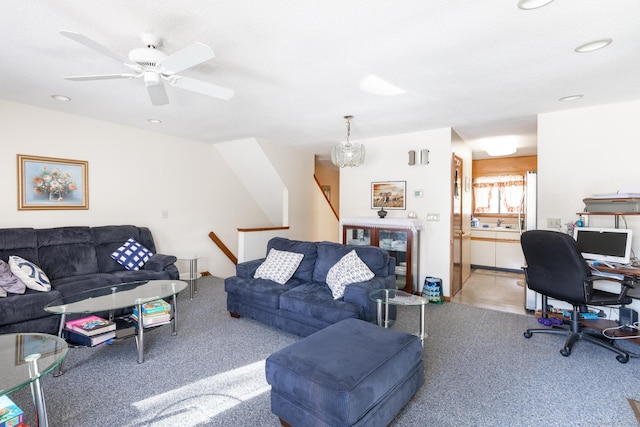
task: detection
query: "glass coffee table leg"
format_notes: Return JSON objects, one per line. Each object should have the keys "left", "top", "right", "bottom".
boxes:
{"left": 26, "top": 354, "right": 49, "bottom": 427}
{"left": 53, "top": 314, "right": 66, "bottom": 377}
{"left": 135, "top": 301, "right": 144, "bottom": 363}
{"left": 171, "top": 293, "right": 178, "bottom": 336}
{"left": 419, "top": 304, "right": 427, "bottom": 346}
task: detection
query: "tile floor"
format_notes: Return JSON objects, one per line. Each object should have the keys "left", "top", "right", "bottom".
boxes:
{"left": 452, "top": 268, "right": 528, "bottom": 316}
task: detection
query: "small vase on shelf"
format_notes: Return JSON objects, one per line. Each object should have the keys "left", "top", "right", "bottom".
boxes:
{"left": 377, "top": 207, "right": 387, "bottom": 218}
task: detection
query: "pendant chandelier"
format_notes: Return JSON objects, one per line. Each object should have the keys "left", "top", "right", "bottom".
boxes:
{"left": 331, "top": 115, "right": 365, "bottom": 168}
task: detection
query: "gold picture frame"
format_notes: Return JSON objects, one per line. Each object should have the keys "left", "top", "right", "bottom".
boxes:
{"left": 322, "top": 185, "right": 331, "bottom": 201}
{"left": 17, "top": 154, "right": 89, "bottom": 210}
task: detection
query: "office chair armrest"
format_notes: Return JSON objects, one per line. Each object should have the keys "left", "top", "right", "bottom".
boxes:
{"left": 585, "top": 276, "right": 635, "bottom": 289}
{"left": 585, "top": 276, "right": 635, "bottom": 301}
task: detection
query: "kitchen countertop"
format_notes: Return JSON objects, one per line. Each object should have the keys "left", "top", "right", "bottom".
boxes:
{"left": 472, "top": 226, "right": 521, "bottom": 232}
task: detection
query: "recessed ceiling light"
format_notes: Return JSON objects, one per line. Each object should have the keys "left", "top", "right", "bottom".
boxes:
{"left": 574, "top": 39, "right": 612, "bottom": 53}
{"left": 359, "top": 74, "right": 406, "bottom": 96}
{"left": 147, "top": 119, "right": 162, "bottom": 124}
{"left": 559, "top": 94, "right": 583, "bottom": 102}
{"left": 517, "top": 0, "right": 554, "bottom": 10}
{"left": 51, "top": 94, "right": 71, "bottom": 102}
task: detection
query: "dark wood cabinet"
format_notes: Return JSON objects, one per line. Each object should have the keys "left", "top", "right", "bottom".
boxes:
{"left": 341, "top": 218, "right": 421, "bottom": 293}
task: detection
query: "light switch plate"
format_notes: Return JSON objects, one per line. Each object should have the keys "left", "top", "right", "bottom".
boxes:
{"left": 547, "top": 218, "right": 561, "bottom": 228}
{"left": 426, "top": 213, "right": 440, "bottom": 221}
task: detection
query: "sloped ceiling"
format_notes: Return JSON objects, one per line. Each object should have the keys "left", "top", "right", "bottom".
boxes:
{"left": 2, "top": 1, "right": 639, "bottom": 160}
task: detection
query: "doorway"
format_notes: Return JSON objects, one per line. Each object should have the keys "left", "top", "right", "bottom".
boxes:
{"left": 450, "top": 154, "right": 463, "bottom": 298}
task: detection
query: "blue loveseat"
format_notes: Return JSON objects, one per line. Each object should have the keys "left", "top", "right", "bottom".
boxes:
{"left": 225, "top": 237, "right": 396, "bottom": 337}
{"left": 0, "top": 225, "right": 179, "bottom": 335}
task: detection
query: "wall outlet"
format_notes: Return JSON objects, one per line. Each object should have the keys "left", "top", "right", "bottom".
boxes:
{"left": 426, "top": 213, "right": 440, "bottom": 221}
{"left": 547, "top": 218, "right": 561, "bottom": 228}
{"left": 161, "top": 210, "right": 169, "bottom": 219}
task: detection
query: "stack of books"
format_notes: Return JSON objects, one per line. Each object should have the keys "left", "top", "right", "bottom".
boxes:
{"left": 0, "top": 395, "right": 24, "bottom": 427}
{"left": 64, "top": 315, "right": 116, "bottom": 347}
{"left": 131, "top": 299, "right": 172, "bottom": 327}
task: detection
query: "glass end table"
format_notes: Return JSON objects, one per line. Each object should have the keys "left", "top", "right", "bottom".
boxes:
{"left": 177, "top": 255, "right": 202, "bottom": 300}
{"left": 0, "top": 333, "right": 68, "bottom": 427}
{"left": 369, "top": 289, "right": 429, "bottom": 345}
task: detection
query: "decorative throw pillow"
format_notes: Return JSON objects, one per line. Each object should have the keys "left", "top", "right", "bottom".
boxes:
{"left": 111, "top": 238, "right": 154, "bottom": 271}
{"left": 8, "top": 256, "right": 51, "bottom": 292}
{"left": 254, "top": 248, "right": 304, "bottom": 285}
{"left": 326, "top": 250, "right": 375, "bottom": 299}
{"left": 0, "top": 259, "right": 25, "bottom": 294}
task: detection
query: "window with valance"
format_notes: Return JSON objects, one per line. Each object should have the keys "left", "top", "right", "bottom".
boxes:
{"left": 473, "top": 175, "right": 524, "bottom": 214}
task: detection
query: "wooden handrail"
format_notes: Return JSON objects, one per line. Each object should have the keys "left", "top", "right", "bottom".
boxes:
{"left": 208, "top": 231, "right": 238, "bottom": 265}
{"left": 314, "top": 175, "right": 339, "bottom": 221}
{"left": 237, "top": 226, "right": 289, "bottom": 232}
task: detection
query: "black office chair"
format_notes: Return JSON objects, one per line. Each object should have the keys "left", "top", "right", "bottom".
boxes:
{"left": 521, "top": 230, "right": 635, "bottom": 363}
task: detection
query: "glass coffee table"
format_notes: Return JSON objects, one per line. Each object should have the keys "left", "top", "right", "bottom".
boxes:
{"left": 369, "top": 289, "right": 429, "bottom": 345}
{"left": 45, "top": 279, "right": 187, "bottom": 370}
{"left": 0, "top": 333, "right": 68, "bottom": 427}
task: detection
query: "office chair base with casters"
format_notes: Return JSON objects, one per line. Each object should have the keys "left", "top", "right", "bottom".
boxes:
{"left": 524, "top": 307, "right": 630, "bottom": 363}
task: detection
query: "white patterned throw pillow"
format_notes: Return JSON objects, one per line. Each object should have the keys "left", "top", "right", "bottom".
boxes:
{"left": 111, "top": 238, "right": 154, "bottom": 271}
{"left": 254, "top": 248, "right": 304, "bottom": 285}
{"left": 8, "top": 256, "right": 51, "bottom": 292}
{"left": 326, "top": 250, "right": 375, "bottom": 299}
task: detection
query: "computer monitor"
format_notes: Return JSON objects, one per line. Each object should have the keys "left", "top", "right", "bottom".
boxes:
{"left": 573, "top": 227, "right": 633, "bottom": 265}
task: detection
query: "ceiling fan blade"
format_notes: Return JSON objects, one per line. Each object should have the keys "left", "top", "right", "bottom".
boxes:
{"left": 168, "top": 76, "right": 234, "bottom": 100}
{"left": 147, "top": 82, "right": 170, "bottom": 106}
{"left": 64, "top": 73, "right": 139, "bottom": 81}
{"left": 156, "top": 42, "right": 215, "bottom": 74}
{"left": 60, "top": 30, "right": 135, "bottom": 66}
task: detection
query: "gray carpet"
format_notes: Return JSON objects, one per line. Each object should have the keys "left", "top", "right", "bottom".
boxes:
{"left": 9, "top": 276, "right": 640, "bottom": 426}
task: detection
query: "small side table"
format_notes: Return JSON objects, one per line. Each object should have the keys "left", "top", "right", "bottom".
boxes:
{"left": 369, "top": 289, "right": 429, "bottom": 345}
{"left": 178, "top": 255, "right": 202, "bottom": 300}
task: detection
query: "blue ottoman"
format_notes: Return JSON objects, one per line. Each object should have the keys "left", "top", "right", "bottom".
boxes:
{"left": 265, "top": 318, "right": 424, "bottom": 427}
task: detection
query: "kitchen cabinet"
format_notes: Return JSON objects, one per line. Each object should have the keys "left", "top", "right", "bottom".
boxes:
{"left": 341, "top": 217, "right": 421, "bottom": 293}
{"left": 471, "top": 229, "right": 524, "bottom": 271}
{"left": 495, "top": 232, "right": 525, "bottom": 270}
{"left": 470, "top": 230, "right": 496, "bottom": 267}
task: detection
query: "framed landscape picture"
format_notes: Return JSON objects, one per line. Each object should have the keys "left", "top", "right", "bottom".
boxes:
{"left": 17, "top": 154, "right": 89, "bottom": 210}
{"left": 371, "top": 181, "right": 406, "bottom": 210}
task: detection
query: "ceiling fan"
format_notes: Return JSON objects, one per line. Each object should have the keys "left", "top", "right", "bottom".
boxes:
{"left": 60, "top": 30, "right": 234, "bottom": 106}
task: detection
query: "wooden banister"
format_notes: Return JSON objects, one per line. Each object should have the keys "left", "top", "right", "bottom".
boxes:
{"left": 314, "top": 175, "right": 339, "bottom": 221}
{"left": 208, "top": 231, "right": 238, "bottom": 265}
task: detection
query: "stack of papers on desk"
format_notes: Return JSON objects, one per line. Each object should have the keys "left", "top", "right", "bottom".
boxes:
{"left": 591, "top": 186, "right": 640, "bottom": 199}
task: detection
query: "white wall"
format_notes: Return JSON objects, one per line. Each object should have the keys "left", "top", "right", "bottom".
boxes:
{"left": 538, "top": 99, "right": 640, "bottom": 314}
{"left": 0, "top": 100, "right": 313, "bottom": 279}
{"left": 259, "top": 141, "right": 315, "bottom": 240}
{"left": 339, "top": 128, "right": 453, "bottom": 295}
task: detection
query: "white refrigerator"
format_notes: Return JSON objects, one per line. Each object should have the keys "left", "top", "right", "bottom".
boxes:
{"left": 520, "top": 171, "right": 537, "bottom": 311}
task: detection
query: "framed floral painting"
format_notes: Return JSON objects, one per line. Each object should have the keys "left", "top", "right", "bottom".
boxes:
{"left": 17, "top": 154, "right": 89, "bottom": 210}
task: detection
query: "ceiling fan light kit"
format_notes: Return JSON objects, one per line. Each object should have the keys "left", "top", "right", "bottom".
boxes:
{"left": 60, "top": 30, "right": 233, "bottom": 106}
{"left": 331, "top": 115, "right": 365, "bottom": 168}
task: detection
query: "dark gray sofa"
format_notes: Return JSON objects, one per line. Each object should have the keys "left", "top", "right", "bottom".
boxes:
{"left": 0, "top": 225, "right": 179, "bottom": 335}
{"left": 225, "top": 237, "right": 396, "bottom": 337}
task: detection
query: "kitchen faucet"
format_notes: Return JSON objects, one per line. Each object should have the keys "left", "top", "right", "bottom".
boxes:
{"left": 497, "top": 219, "right": 504, "bottom": 227}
